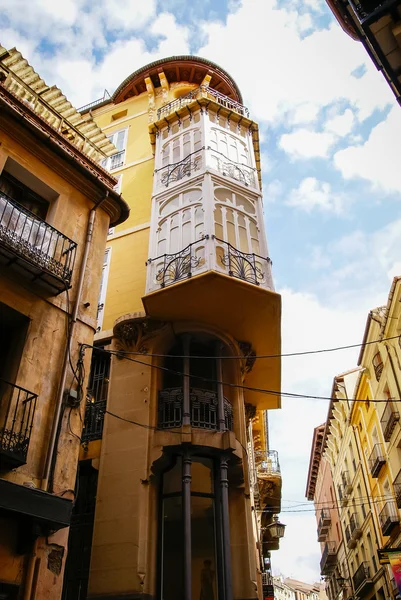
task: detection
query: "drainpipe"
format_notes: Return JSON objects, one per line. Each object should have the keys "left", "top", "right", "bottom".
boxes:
{"left": 41, "top": 192, "right": 109, "bottom": 492}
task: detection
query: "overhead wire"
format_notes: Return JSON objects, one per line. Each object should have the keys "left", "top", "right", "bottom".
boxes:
{"left": 87, "top": 334, "right": 401, "bottom": 360}
{"left": 81, "top": 343, "right": 400, "bottom": 403}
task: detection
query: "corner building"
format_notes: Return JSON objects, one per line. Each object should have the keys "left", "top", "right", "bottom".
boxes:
{"left": 71, "top": 56, "right": 282, "bottom": 600}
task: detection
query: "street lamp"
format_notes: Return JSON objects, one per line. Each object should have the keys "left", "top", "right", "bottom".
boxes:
{"left": 266, "top": 515, "right": 286, "bottom": 539}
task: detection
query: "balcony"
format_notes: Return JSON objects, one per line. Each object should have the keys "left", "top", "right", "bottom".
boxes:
{"left": 146, "top": 237, "right": 272, "bottom": 292}
{"left": 338, "top": 485, "right": 349, "bottom": 507}
{"left": 0, "top": 191, "right": 77, "bottom": 293}
{"left": 352, "top": 562, "right": 373, "bottom": 596}
{"left": 320, "top": 541, "right": 337, "bottom": 575}
{"left": 157, "top": 85, "right": 250, "bottom": 121}
{"left": 341, "top": 471, "right": 353, "bottom": 495}
{"left": 102, "top": 149, "right": 125, "bottom": 172}
{"left": 381, "top": 401, "right": 400, "bottom": 441}
{"left": 0, "top": 379, "right": 37, "bottom": 468}
{"left": 155, "top": 148, "right": 258, "bottom": 192}
{"left": 379, "top": 501, "right": 399, "bottom": 536}
{"left": 317, "top": 510, "right": 331, "bottom": 542}
{"left": 157, "top": 387, "right": 233, "bottom": 431}
{"left": 345, "top": 524, "right": 356, "bottom": 549}
{"left": 393, "top": 470, "right": 401, "bottom": 508}
{"left": 368, "top": 443, "right": 386, "bottom": 478}
{"left": 350, "top": 513, "right": 362, "bottom": 541}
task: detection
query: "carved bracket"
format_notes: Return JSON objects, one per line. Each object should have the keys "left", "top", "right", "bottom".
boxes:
{"left": 238, "top": 340, "right": 256, "bottom": 378}
{"left": 113, "top": 314, "right": 168, "bottom": 358}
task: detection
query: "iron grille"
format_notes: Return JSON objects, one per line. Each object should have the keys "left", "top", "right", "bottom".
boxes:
{"left": 157, "top": 85, "right": 250, "bottom": 120}
{"left": 379, "top": 501, "right": 399, "bottom": 536}
{"left": 352, "top": 562, "right": 372, "bottom": 593}
{"left": 320, "top": 541, "right": 337, "bottom": 575}
{"left": 147, "top": 239, "right": 203, "bottom": 288}
{"left": 214, "top": 236, "right": 270, "bottom": 285}
{"left": 0, "top": 191, "right": 77, "bottom": 288}
{"left": 82, "top": 349, "right": 110, "bottom": 443}
{"left": 381, "top": 401, "right": 400, "bottom": 441}
{"left": 368, "top": 443, "right": 386, "bottom": 477}
{"left": 0, "top": 379, "right": 37, "bottom": 467}
{"left": 157, "top": 387, "right": 233, "bottom": 431}
{"left": 158, "top": 151, "right": 203, "bottom": 187}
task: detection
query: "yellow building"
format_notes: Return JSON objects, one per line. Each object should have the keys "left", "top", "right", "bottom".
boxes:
{"left": 65, "top": 56, "right": 282, "bottom": 600}
{"left": 0, "top": 46, "right": 128, "bottom": 600}
{"left": 312, "top": 277, "right": 401, "bottom": 600}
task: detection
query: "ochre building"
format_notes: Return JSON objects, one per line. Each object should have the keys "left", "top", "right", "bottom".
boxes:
{"left": 0, "top": 46, "right": 128, "bottom": 600}
{"left": 64, "top": 56, "right": 283, "bottom": 600}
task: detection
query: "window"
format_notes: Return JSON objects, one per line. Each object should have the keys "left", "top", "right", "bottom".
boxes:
{"left": 214, "top": 186, "right": 260, "bottom": 255}
{"left": 159, "top": 454, "right": 229, "bottom": 600}
{"left": 102, "top": 129, "right": 128, "bottom": 171}
{"left": 96, "top": 248, "right": 111, "bottom": 331}
{"left": 0, "top": 171, "right": 49, "bottom": 219}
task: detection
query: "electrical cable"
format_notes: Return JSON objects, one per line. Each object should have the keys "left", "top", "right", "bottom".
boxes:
{"left": 81, "top": 343, "right": 400, "bottom": 403}
{"left": 85, "top": 334, "right": 401, "bottom": 361}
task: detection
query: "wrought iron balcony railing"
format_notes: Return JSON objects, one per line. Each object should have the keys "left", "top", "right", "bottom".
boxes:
{"left": 394, "top": 470, "right": 401, "bottom": 508}
{"left": 379, "top": 501, "right": 399, "bottom": 536}
{"left": 381, "top": 401, "right": 400, "bottom": 441}
{"left": 255, "top": 450, "right": 281, "bottom": 477}
{"left": 320, "top": 541, "right": 337, "bottom": 575}
{"left": 341, "top": 470, "right": 352, "bottom": 494}
{"left": 317, "top": 509, "right": 331, "bottom": 541}
{"left": 350, "top": 513, "right": 362, "bottom": 540}
{"left": 345, "top": 524, "right": 355, "bottom": 549}
{"left": 146, "top": 236, "right": 273, "bottom": 293}
{"left": 102, "top": 149, "right": 125, "bottom": 171}
{"left": 157, "top": 85, "right": 250, "bottom": 120}
{"left": 157, "top": 387, "right": 233, "bottom": 431}
{"left": 368, "top": 443, "right": 386, "bottom": 478}
{"left": 0, "top": 191, "right": 77, "bottom": 291}
{"left": 155, "top": 147, "right": 258, "bottom": 191}
{"left": 82, "top": 400, "right": 107, "bottom": 443}
{"left": 78, "top": 89, "right": 111, "bottom": 113}
{"left": 352, "top": 562, "right": 373, "bottom": 595}
{"left": 215, "top": 237, "right": 271, "bottom": 286}
{"left": 0, "top": 379, "right": 38, "bottom": 468}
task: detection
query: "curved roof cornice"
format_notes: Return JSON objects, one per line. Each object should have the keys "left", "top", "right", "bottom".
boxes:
{"left": 112, "top": 55, "right": 243, "bottom": 104}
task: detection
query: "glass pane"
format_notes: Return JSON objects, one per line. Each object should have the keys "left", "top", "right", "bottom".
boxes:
{"left": 163, "top": 457, "right": 183, "bottom": 494}
{"left": 191, "top": 457, "right": 214, "bottom": 494}
{"left": 162, "top": 495, "right": 183, "bottom": 600}
{"left": 115, "top": 130, "right": 126, "bottom": 151}
{"left": 191, "top": 496, "right": 217, "bottom": 600}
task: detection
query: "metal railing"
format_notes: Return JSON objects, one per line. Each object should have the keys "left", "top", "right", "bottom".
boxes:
{"left": 341, "top": 470, "right": 352, "bottom": 492}
{"left": 394, "top": 470, "right": 401, "bottom": 508}
{"left": 320, "top": 541, "right": 337, "bottom": 574}
{"left": 147, "top": 239, "right": 203, "bottom": 288}
{"left": 0, "top": 191, "right": 77, "bottom": 287}
{"left": 82, "top": 349, "right": 110, "bottom": 443}
{"left": 214, "top": 236, "right": 271, "bottom": 286}
{"left": 102, "top": 149, "right": 125, "bottom": 172}
{"left": 350, "top": 513, "right": 362, "bottom": 538}
{"left": 379, "top": 501, "right": 399, "bottom": 536}
{"left": 78, "top": 90, "right": 111, "bottom": 113}
{"left": 352, "top": 562, "right": 372, "bottom": 593}
{"left": 158, "top": 149, "right": 203, "bottom": 187}
{"left": 157, "top": 387, "right": 233, "bottom": 431}
{"left": 368, "top": 443, "right": 386, "bottom": 478}
{"left": 254, "top": 450, "right": 280, "bottom": 476}
{"left": 208, "top": 149, "right": 256, "bottom": 187}
{"left": 157, "top": 85, "right": 250, "bottom": 120}
{"left": 0, "top": 379, "right": 37, "bottom": 467}
{"left": 351, "top": 0, "right": 398, "bottom": 21}
{"left": 381, "top": 401, "right": 400, "bottom": 441}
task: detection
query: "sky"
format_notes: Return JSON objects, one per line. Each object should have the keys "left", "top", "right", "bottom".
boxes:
{"left": 1, "top": 0, "right": 401, "bottom": 585}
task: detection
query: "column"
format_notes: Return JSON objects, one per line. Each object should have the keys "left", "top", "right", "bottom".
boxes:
{"left": 220, "top": 455, "right": 233, "bottom": 600}
{"left": 216, "top": 342, "right": 226, "bottom": 431}
{"left": 183, "top": 334, "right": 191, "bottom": 426}
{"left": 183, "top": 452, "right": 192, "bottom": 600}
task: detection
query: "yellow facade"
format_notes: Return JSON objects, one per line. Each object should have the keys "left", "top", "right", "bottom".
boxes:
{"left": 0, "top": 47, "right": 128, "bottom": 600}
{"left": 69, "top": 56, "right": 282, "bottom": 600}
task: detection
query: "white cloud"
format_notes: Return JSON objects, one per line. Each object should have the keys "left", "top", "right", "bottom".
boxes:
{"left": 324, "top": 108, "right": 355, "bottom": 136}
{"left": 287, "top": 177, "right": 344, "bottom": 213}
{"left": 334, "top": 106, "right": 401, "bottom": 193}
{"left": 288, "top": 103, "right": 320, "bottom": 126}
{"left": 279, "top": 129, "right": 336, "bottom": 159}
